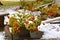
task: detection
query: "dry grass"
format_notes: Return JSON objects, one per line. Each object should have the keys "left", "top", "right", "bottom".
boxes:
{"left": 1, "top": 1, "right": 35, "bottom": 6}
{"left": 1, "top": 1, "right": 20, "bottom": 6}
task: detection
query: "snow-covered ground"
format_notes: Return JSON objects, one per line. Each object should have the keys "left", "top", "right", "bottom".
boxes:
{"left": 0, "top": 32, "right": 5, "bottom": 40}
{"left": 38, "top": 23, "right": 60, "bottom": 39}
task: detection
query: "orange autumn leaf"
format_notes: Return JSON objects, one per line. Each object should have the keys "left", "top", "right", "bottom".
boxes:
{"left": 35, "top": 27, "right": 38, "bottom": 32}
{"left": 31, "top": 16, "right": 35, "bottom": 20}
{"left": 14, "top": 22, "right": 19, "bottom": 27}
{"left": 28, "top": 4, "right": 33, "bottom": 10}
{"left": 36, "top": 0, "right": 40, "bottom": 3}
{"left": 17, "top": 30, "right": 21, "bottom": 33}
{"left": 24, "top": 21, "right": 29, "bottom": 24}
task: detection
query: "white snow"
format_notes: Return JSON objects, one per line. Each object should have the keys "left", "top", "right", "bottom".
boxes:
{"left": 38, "top": 23, "right": 60, "bottom": 39}
{"left": 0, "top": 32, "right": 5, "bottom": 40}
